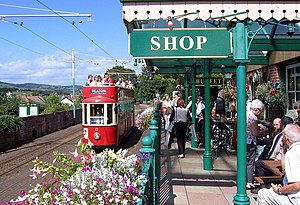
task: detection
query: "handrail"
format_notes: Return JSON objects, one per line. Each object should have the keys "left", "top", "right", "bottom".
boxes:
{"left": 137, "top": 102, "right": 161, "bottom": 205}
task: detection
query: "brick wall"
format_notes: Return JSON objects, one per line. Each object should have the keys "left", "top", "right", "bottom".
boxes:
{"left": 247, "top": 65, "right": 283, "bottom": 121}
{"left": 0, "top": 109, "right": 82, "bottom": 152}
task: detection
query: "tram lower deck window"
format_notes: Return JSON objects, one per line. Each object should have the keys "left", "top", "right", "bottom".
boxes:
{"left": 107, "top": 104, "right": 113, "bottom": 124}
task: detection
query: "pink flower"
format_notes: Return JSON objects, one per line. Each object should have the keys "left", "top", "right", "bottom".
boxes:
{"left": 69, "top": 149, "right": 78, "bottom": 158}
{"left": 29, "top": 173, "right": 37, "bottom": 179}
{"left": 30, "top": 166, "right": 41, "bottom": 177}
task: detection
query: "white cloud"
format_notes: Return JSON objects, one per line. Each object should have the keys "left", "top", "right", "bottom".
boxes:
{"left": 34, "top": 52, "right": 69, "bottom": 69}
{"left": 7, "top": 60, "right": 31, "bottom": 71}
{"left": 0, "top": 51, "right": 138, "bottom": 86}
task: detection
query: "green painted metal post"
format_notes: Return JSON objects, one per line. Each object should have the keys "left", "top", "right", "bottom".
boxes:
{"left": 139, "top": 136, "right": 156, "bottom": 204}
{"left": 154, "top": 103, "right": 162, "bottom": 186}
{"left": 184, "top": 74, "right": 189, "bottom": 104}
{"left": 190, "top": 67, "right": 197, "bottom": 148}
{"left": 149, "top": 119, "right": 159, "bottom": 204}
{"left": 203, "top": 60, "right": 213, "bottom": 170}
{"left": 232, "top": 22, "right": 250, "bottom": 205}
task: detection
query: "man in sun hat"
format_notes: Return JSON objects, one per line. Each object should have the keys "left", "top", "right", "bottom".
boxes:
{"left": 285, "top": 110, "right": 298, "bottom": 124}
{"left": 257, "top": 124, "right": 300, "bottom": 205}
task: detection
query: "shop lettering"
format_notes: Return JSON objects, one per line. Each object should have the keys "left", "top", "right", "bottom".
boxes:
{"left": 150, "top": 35, "right": 208, "bottom": 51}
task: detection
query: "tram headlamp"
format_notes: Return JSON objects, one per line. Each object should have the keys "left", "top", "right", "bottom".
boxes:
{"left": 94, "top": 132, "right": 100, "bottom": 140}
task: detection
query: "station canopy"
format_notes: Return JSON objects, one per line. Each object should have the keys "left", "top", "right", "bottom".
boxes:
{"left": 121, "top": 0, "right": 300, "bottom": 73}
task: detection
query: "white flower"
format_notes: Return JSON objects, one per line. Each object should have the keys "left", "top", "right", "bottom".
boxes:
{"left": 43, "top": 192, "right": 51, "bottom": 198}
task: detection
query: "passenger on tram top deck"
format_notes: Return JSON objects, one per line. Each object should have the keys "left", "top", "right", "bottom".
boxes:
{"left": 115, "top": 77, "right": 125, "bottom": 87}
{"left": 90, "top": 75, "right": 99, "bottom": 86}
{"left": 85, "top": 74, "right": 93, "bottom": 86}
{"left": 103, "top": 73, "right": 114, "bottom": 85}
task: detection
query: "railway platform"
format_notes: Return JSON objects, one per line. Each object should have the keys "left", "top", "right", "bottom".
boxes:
{"left": 159, "top": 131, "right": 258, "bottom": 205}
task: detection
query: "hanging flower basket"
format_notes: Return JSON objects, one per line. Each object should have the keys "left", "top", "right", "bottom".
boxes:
{"left": 255, "top": 81, "right": 289, "bottom": 110}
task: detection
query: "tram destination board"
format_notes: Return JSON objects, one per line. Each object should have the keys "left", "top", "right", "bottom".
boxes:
{"left": 129, "top": 28, "right": 232, "bottom": 59}
{"left": 90, "top": 88, "right": 107, "bottom": 94}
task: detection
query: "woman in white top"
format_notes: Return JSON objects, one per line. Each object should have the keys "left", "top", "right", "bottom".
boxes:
{"left": 169, "top": 99, "right": 191, "bottom": 158}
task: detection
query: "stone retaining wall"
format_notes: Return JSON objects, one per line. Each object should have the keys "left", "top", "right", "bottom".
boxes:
{"left": 0, "top": 109, "right": 82, "bottom": 152}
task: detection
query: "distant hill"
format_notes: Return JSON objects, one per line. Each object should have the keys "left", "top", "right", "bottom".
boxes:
{"left": 0, "top": 81, "right": 83, "bottom": 94}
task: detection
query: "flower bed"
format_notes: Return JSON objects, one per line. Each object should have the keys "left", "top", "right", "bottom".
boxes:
{"left": 3, "top": 140, "right": 146, "bottom": 205}
{"left": 135, "top": 107, "right": 154, "bottom": 131}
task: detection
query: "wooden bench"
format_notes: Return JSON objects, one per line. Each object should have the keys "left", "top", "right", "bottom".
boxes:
{"left": 255, "top": 160, "right": 283, "bottom": 185}
{"left": 255, "top": 176, "right": 283, "bottom": 185}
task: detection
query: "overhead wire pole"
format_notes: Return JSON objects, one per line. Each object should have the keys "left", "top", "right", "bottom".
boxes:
{"left": 72, "top": 48, "right": 76, "bottom": 120}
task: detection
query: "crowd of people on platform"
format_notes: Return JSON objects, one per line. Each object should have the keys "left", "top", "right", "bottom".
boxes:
{"left": 85, "top": 73, "right": 134, "bottom": 89}
{"left": 160, "top": 89, "right": 300, "bottom": 203}
{"left": 242, "top": 98, "right": 300, "bottom": 204}
{"left": 161, "top": 91, "right": 215, "bottom": 158}
{"left": 257, "top": 123, "right": 300, "bottom": 204}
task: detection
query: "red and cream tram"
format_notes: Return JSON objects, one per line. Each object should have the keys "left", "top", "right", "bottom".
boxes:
{"left": 82, "top": 85, "right": 135, "bottom": 148}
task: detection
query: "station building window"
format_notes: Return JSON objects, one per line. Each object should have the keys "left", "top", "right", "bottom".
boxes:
{"left": 286, "top": 63, "right": 300, "bottom": 108}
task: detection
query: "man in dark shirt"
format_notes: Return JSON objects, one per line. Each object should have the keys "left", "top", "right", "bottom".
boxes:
{"left": 215, "top": 90, "right": 225, "bottom": 116}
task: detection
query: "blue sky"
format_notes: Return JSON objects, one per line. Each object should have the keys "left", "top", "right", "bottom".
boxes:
{"left": 0, "top": 0, "right": 139, "bottom": 86}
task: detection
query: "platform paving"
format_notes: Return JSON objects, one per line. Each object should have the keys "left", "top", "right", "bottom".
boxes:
{"left": 159, "top": 134, "right": 257, "bottom": 205}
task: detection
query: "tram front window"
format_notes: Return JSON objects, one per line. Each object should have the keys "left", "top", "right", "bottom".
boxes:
{"left": 91, "top": 104, "right": 104, "bottom": 116}
{"left": 90, "top": 104, "right": 104, "bottom": 125}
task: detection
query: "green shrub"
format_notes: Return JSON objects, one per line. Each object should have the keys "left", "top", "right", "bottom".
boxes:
{"left": 0, "top": 115, "right": 24, "bottom": 133}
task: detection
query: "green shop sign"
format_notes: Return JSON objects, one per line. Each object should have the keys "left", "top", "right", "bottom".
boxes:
{"left": 129, "top": 28, "right": 232, "bottom": 59}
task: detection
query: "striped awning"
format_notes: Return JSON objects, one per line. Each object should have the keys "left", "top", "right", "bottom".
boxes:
{"left": 122, "top": 1, "right": 300, "bottom": 22}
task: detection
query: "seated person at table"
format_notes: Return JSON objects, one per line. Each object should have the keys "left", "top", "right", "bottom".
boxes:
{"left": 255, "top": 116, "right": 294, "bottom": 177}
{"left": 257, "top": 124, "right": 300, "bottom": 205}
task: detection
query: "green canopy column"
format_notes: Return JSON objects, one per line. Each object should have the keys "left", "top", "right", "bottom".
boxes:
{"left": 190, "top": 67, "right": 197, "bottom": 148}
{"left": 233, "top": 22, "right": 250, "bottom": 205}
{"left": 184, "top": 74, "right": 189, "bottom": 105}
{"left": 203, "top": 59, "right": 213, "bottom": 170}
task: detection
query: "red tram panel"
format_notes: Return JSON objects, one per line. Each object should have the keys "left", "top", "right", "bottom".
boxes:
{"left": 82, "top": 85, "right": 134, "bottom": 148}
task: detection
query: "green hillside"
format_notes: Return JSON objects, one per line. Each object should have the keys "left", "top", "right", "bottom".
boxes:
{"left": 0, "top": 81, "right": 83, "bottom": 95}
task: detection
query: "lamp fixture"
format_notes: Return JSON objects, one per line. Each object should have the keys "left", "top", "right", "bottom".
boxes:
{"left": 287, "top": 21, "right": 296, "bottom": 37}
{"left": 167, "top": 16, "right": 173, "bottom": 30}
{"left": 281, "top": 17, "right": 300, "bottom": 37}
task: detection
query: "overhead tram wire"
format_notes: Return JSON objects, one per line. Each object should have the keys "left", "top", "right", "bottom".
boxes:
{"left": 0, "top": 3, "right": 76, "bottom": 14}
{"left": 36, "top": 0, "right": 115, "bottom": 60}
{"left": 74, "top": 51, "right": 115, "bottom": 59}
{"left": 3, "top": 18, "right": 88, "bottom": 63}
{"left": 0, "top": 36, "right": 43, "bottom": 55}
{"left": 4, "top": 18, "right": 72, "bottom": 58}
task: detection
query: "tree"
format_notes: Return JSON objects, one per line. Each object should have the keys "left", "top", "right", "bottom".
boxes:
{"left": 0, "top": 115, "right": 24, "bottom": 133}
{"left": 0, "top": 93, "right": 24, "bottom": 133}
{"left": 135, "top": 67, "right": 181, "bottom": 101}
{"left": 106, "top": 66, "right": 137, "bottom": 82}
{"left": 42, "top": 93, "right": 70, "bottom": 114}
{"left": 0, "top": 95, "right": 22, "bottom": 116}
{"left": 75, "top": 93, "right": 83, "bottom": 108}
